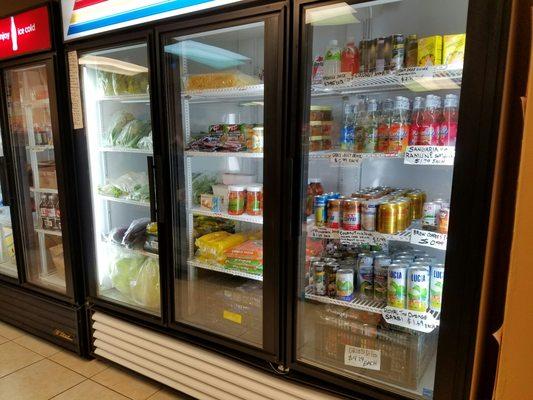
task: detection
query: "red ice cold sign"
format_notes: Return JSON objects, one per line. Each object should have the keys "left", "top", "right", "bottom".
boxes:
{"left": 0, "top": 6, "right": 51, "bottom": 61}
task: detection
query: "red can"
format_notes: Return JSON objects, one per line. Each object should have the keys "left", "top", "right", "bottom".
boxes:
{"left": 342, "top": 199, "right": 361, "bottom": 231}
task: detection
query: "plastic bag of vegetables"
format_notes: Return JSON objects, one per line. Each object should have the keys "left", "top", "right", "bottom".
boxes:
{"left": 109, "top": 254, "right": 146, "bottom": 295}
{"left": 131, "top": 257, "right": 160, "bottom": 309}
{"left": 137, "top": 131, "right": 153, "bottom": 150}
{"left": 192, "top": 173, "right": 218, "bottom": 206}
{"left": 103, "top": 110, "right": 135, "bottom": 146}
{"left": 115, "top": 119, "right": 151, "bottom": 148}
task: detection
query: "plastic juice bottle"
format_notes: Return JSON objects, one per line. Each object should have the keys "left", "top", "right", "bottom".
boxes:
{"left": 389, "top": 97, "right": 410, "bottom": 153}
{"left": 362, "top": 99, "right": 379, "bottom": 153}
{"left": 409, "top": 97, "right": 424, "bottom": 145}
{"left": 324, "top": 40, "right": 341, "bottom": 77}
{"left": 420, "top": 95, "right": 442, "bottom": 145}
{"left": 340, "top": 102, "right": 355, "bottom": 150}
{"left": 439, "top": 94, "right": 459, "bottom": 146}
{"left": 341, "top": 37, "right": 360, "bottom": 75}
{"left": 354, "top": 101, "right": 367, "bottom": 152}
{"left": 377, "top": 99, "right": 393, "bottom": 153}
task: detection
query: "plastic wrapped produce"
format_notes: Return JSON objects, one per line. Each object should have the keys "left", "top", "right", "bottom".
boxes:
{"left": 109, "top": 254, "right": 145, "bottom": 295}
{"left": 98, "top": 172, "right": 149, "bottom": 201}
{"left": 131, "top": 257, "right": 160, "bottom": 309}
{"left": 122, "top": 218, "right": 150, "bottom": 248}
{"left": 185, "top": 70, "right": 260, "bottom": 91}
{"left": 103, "top": 111, "right": 135, "bottom": 146}
{"left": 114, "top": 119, "right": 151, "bottom": 148}
{"left": 96, "top": 70, "right": 114, "bottom": 96}
{"left": 98, "top": 183, "right": 126, "bottom": 198}
{"left": 225, "top": 240, "right": 263, "bottom": 275}
{"left": 137, "top": 131, "right": 153, "bottom": 150}
{"left": 192, "top": 173, "right": 217, "bottom": 205}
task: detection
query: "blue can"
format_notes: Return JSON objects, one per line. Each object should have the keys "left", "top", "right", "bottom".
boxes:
{"left": 314, "top": 195, "right": 327, "bottom": 226}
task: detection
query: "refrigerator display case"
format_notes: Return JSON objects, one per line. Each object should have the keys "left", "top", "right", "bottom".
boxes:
{"left": 77, "top": 43, "right": 161, "bottom": 316}
{"left": 288, "top": 0, "right": 509, "bottom": 399}
{"left": 0, "top": 2, "right": 87, "bottom": 355}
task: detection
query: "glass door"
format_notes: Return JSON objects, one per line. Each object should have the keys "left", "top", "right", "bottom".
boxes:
{"left": 79, "top": 43, "right": 160, "bottom": 315}
{"left": 295, "top": 0, "right": 467, "bottom": 398}
{"left": 4, "top": 63, "right": 66, "bottom": 293}
{"left": 0, "top": 130, "right": 17, "bottom": 278}
{"left": 164, "top": 20, "right": 274, "bottom": 349}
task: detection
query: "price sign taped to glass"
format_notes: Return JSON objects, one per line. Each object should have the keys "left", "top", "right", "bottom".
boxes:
{"left": 339, "top": 230, "right": 387, "bottom": 247}
{"left": 329, "top": 152, "right": 363, "bottom": 166}
{"left": 382, "top": 306, "right": 440, "bottom": 333}
{"left": 344, "top": 345, "right": 381, "bottom": 370}
{"left": 410, "top": 229, "right": 447, "bottom": 250}
{"left": 311, "top": 226, "right": 339, "bottom": 239}
{"left": 404, "top": 146, "right": 455, "bottom": 165}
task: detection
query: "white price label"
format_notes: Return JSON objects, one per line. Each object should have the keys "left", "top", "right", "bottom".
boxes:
{"left": 396, "top": 66, "right": 433, "bottom": 82}
{"left": 323, "top": 73, "right": 352, "bottom": 86}
{"left": 382, "top": 306, "right": 439, "bottom": 333}
{"left": 404, "top": 146, "right": 455, "bottom": 166}
{"left": 339, "top": 230, "right": 388, "bottom": 247}
{"left": 410, "top": 229, "right": 447, "bottom": 250}
{"left": 322, "top": 75, "right": 338, "bottom": 86}
{"left": 310, "top": 226, "right": 339, "bottom": 239}
{"left": 344, "top": 345, "right": 381, "bottom": 370}
{"left": 329, "top": 152, "right": 363, "bottom": 166}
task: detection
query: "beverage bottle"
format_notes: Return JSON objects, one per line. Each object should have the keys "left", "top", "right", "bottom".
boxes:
{"left": 354, "top": 101, "right": 367, "bottom": 152}
{"left": 10, "top": 17, "right": 17, "bottom": 52}
{"left": 439, "top": 94, "right": 459, "bottom": 146}
{"left": 377, "top": 99, "right": 393, "bottom": 153}
{"left": 341, "top": 37, "right": 359, "bottom": 75}
{"left": 39, "top": 195, "right": 48, "bottom": 229}
{"left": 324, "top": 40, "right": 341, "bottom": 77}
{"left": 362, "top": 99, "right": 379, "bottom": 153}
{"left": 46, "top": 195, "right": 56, "bottom": 230}
{"left": 53, "top": 195, "right": 61, "bottom": 230}
{"left": 420, "top": 95, "right": 442, "bottom": 145}
{"left": 409, "top": 97, "right": 424, "bottom": 145}
{"left": 340, "top": 102, "right": 355, "bottom": 150}
{"left": 389, "top": 96, "right": 410, "bottom": 153}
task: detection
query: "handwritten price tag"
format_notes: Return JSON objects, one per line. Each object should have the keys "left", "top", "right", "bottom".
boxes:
{"left": 410, "top": 229, "right": 447, "bottom": 250}
{"left": 328, "top": 152, "right": 363, "bottom": 166}
{"left": 404, "top": 146, "right": 455, "bottom": 166}
{"left": 382, "top": 306, "right": 439, "bottom": 333}
{"left": 339, "top": 230, "right": 388, "bottom": 247}
{"left": 344, "top": 345, "right": 381, "bottom": 370}
{"left": 310, "top": 226, "right": 340, "bottom": 239}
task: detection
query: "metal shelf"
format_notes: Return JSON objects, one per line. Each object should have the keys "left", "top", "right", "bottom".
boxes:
{"left": 30, "top": 187, "right": 58, "bottom": 194}
{"left": 96, "top": 93, "right": 150, "bottom": 102}
{"left": 182, "top": 84, "right": 264, "bottom": 103}
{"left": 98, "top": 195, "right": 150, "bottom": 207}
{"left": 187, "top": 259, "right": 263, "bottom": 281}
{"left": 98, "top": 146, "right": 152, "bottom": 154}
{"left": 189, "top": 207, "right": 263, "bottom": 224}
{"left": 26, "top": 145, "right": 54, "bottom": 152}
{"left": 185, "top": 150, "right": 263, "bottom": 158}
{"left": 309, "top": 150, "right": 403, "bottom": 160}
{"left": 305, "top": 287, "right": 385, "bottom": 313}
{"left": 35, "top": 228, "right": 62, "bottom": 236}
{"left": 107, "top": 241, "right": 159, "bottom": 259}
{"left": 312, "top": 65, "right": 462, "bottom": 96}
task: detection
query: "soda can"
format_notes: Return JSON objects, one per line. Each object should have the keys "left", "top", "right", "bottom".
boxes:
{"left": 395, "top": 250, "right": 414, "bottom": 257}
{"left": 359, "top": 40, "right": 369, "bottom": 73}
{"left": 368, "top": 38, "right": 377, "bottom": 72}
{"left": 374, "top": 255, "right": 392, "bottom": 268}
{"left": 390, "top": 34, "right": 405, "bottom": 70}
{"left": 314, "top": 195, "right": 327, "bottom": 227}
{"left": 361, "top": 201, "right": 378, "bottom": 231}
{"left": 357, "top": 252, "right": 374, "bottom": 268}
{"left": 387, "top": 265, "right": 407, "bottom": 308}
{"left": 430, "top": 263, "right": 445, "bottom": 312}
{"left": 307, "top": 256, "right": 321, "bottom": 287}
{"left": 438, "top": 207, "right": 450, "bottom": 234}
{"left": 342, "top": 199, "right": 361, "bottom": 231}
{"left": 423, "top": 201, "right": 439, "bottom": 227}
{"left": 336, "top": 269, "right": 355, "bottom": 300}
{"left": 358, "top": 264, "right": 374, "bottom": 299}
{"left": 407, "top": 267, "right": 430, "bottom": 312}
{"left": 327, "top": 198, "right": 341, "bottom": 229}
{"left": 406, "top": 191, "right": 426, "bottom": 220}
{"left": 313, "top": 262, "right": 326, "bottom": 295}
{"left": 395, "top": 199, "right": 411, "bottom": 231}
{"left": 377, "top": 202, "right": 398, "bottom": 234}
{"left": 325, "top": 262, "right": 339, "bottom": 298}
{"left": 383, "top": 36, "right": 393, "bottom": 70}
{"left": 373, "top": 264, "right": 388, "bottom": 302}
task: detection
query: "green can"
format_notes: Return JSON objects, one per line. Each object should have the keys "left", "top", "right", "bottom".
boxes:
{"left": 387, "top": 264, "right": 407, "bottom": 308}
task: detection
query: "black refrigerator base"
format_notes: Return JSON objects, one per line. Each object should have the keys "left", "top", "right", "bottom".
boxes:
{"left": 0, "top": 281, "right": 89, "bottom": 357}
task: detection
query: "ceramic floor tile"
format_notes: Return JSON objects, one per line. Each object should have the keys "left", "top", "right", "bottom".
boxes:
{"left": 92, "top": 366, "right": 160, "bottom": 400}
{"left": 0, "top": 358, "right": 84, "bottom": 400}
{"left": 0, "top": 321, "right": 25, "bottom": 340}
{"left": 52, "top": 379, "right": 130, "bottom": 400}
{"left": 0, "top": 341, "right": 43, "bottom": 378}
{"left": 0, "top": 335, "right": 8, "bottom": 345}
{"left": 13, "top": 334, "right": 62, "bottom": 357}
{"left": 50, "top": 350, "right": 108, "bottom": 378}
{"left": 147, "top": 389, "right": 190, "bottom": 400}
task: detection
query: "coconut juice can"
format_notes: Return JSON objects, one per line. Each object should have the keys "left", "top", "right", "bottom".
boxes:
{"left": 407, "top": 267, "right": 430, "bottom": 311}
{"left": 387, "top": 264, "right": 407, "bottom": 308}
{"left": 336, "top": 269, "right": 355, "bottom": 300}
{"left": 430, "top": 263, "right": 445, "bottom": 311}
{"left": 373, "top": 264, "right": 388, "bottom": 302}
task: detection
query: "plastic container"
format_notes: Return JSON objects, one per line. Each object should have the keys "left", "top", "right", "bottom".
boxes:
{"left": 246, "top": 185, "right": 263, "bottom": 216}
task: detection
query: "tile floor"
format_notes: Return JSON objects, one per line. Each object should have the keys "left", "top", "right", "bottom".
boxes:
{"left": 0, "top": 321, "right": 189, "bottom": 400}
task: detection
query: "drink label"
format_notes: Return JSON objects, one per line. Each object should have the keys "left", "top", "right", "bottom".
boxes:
{"left": 344, "top": 345, "right": 381, "bottom": 370}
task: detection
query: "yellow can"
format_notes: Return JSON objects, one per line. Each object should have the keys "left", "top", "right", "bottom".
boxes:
{"left": 406, "top": 191, "right": 426, "bottom": 220}
{"left": 395, "top": 199, "right": 411, "bottom": 232}
{"left": 377, "top": 202, "right": 397, "bottom": 234}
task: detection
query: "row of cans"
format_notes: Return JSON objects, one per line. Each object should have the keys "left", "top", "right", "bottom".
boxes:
{"left": 314, "top": 188, "right": 426, "bottom": 234}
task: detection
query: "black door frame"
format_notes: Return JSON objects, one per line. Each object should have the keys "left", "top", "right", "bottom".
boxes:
{"left": 284, "top": 0, "right": 513, "bottom": 399}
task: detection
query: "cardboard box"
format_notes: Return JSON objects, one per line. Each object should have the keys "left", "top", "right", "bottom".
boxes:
{"left": 418, "top": 35, "right": 443, "bottom": 66}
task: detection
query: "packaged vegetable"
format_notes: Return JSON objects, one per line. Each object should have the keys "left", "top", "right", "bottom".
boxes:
{"left": 225, "top": 258, "right": 263, "bottom": 275}
{"left": 96, "top": 70, "right": 114, "bottom": 96}
{"left": 115, "top": 119, "right": 151, "bottom": 148}
{"left": 195, "top": 231, "right": 247, "bottom": 263}
{"left": 131, "top": 257, "right": 160, "bottom": 309}
{"left": 224, "top": 240, "right": 263, "bottom": 261}
{"left": 98, "top": 183, "right": 126, "bottom": 198}
{"left": 185, "top": 70, "right": 260, "bottom": 91}
{"left": 193, "top": 216, "right": 235, "bottom": 240}
{"left": 192, "top": 173, "right": 217, "bottom": 205}
{"left": 109, "top": 254, "right": 145, "bottom": 295}
{"left": 137, "top": 132, "right": 153, "bottom": 150}
{"left": 122, "top": 218, "right": 150, "bottom": 248}
{"left": 103, "top": 111, "right": 135, "bottom": 146}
